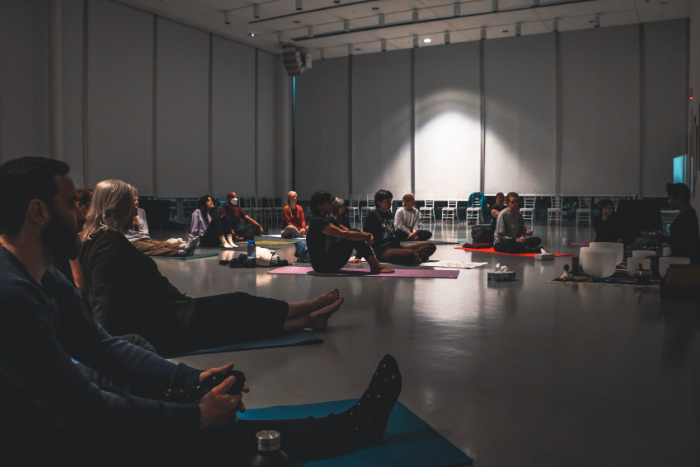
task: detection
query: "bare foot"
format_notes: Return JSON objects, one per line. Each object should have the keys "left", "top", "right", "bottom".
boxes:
{"left": 310, "top": 298, "right": 344, "bottom": 331}
{"left": 371, "top": 266, "right": 395, "bottom": 274}
{"left": 309, "top": 289, "right": 340, "bottom": 310}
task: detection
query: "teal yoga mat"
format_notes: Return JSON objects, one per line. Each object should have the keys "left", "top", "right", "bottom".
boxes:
{"left": 163, "top": 330, "right": 322, "bottom": 358}
{"left": 241, "top": 399, "right": 473, "bottom": 467}
{"left": 156, "top": 252, "right": 220, "bottom": 260}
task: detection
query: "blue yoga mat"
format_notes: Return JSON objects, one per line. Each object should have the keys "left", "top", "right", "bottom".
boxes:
{"left": 241, "top": 399, "right": 473, "bottom": 467}
{"left": 163, "top": 331, "right": 322, "bottom": 358}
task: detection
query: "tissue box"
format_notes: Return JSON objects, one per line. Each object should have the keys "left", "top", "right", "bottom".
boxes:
{"left": 488, "top": 271, "right": 516, "bottom": 282}
{"left": 535, "top": 253, "right": 555, "bottom": 261}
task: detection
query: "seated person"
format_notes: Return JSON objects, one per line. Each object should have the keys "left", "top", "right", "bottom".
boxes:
{"left": 307, "top": 190, "right": 393, "bottom": 274}
{"left": 363, "top": 190, "right": 436, "bottom": 266}
{"left": 493, "top": 192, "right": 542, "bottom": 254}
{"left": 190, "top": 195, "right": 236, "bottom": 248}
{"left": 281, "top": 191, "right": 306, "bottom": 238}
{"left": 490, "top": 192, "right": 506, "bottom": 230}
{"left": 127, "top": 195, "right": 200, "bottom": 256}
{"left": 394, "top": 194, "right": 432, "bottom": 241}
{"left": 54, "top": 187, "right": 92, "bottom": 287}
{"left": 0, "top": 156, "right": 403, "bottom": 466}
{"left": 592, "top": 199, "right": 623, "bottom": 243}
{"left": 220, "top": 192, "right": 263, "bottom": 241}
{"left": 644, "top": 183, "right": 700, "bottom": 263}
{"left": 330, "top": 197, "right": 352, "bottom": 229}
{"left": 80, "top": 180, "right": 345, "bottom": 354}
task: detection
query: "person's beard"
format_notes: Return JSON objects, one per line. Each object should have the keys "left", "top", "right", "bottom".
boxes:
{"left": 41, "top": 204, "right": 81, "bottom": 261}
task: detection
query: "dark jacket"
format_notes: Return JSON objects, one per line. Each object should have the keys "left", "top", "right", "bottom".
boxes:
{"left": 363, "top": 209, "right": 401, "bottom": 258}
{"left": 0, "top": 245, "right": 200, "bottom": 461}
{"left": 593, "top": 214, "right": 622, "bottom": 243}
{"left": 80, "top": 229, "right": 195, "bottom": 353}
{"left": 663, "top": 208, "right": 700, "bottom": 263}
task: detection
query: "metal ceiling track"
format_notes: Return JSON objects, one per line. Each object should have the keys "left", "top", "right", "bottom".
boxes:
{"left": 249, "top": 0, "right": 378, "bottom": 24}
{"left": 287, "top": 0, "right": 600, "bottom": 42}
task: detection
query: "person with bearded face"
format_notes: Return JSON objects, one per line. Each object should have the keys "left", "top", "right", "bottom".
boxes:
{"left": 0, "top": 157, "right": 404, "bottom": 465}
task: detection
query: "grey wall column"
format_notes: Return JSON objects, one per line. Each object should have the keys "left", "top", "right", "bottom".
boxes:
{"left": 639, "top": 24, "right": 645, "bottom": 197}
{"left": 151, "top": 14, "right": 158, "bottom": 197}
{"left": 49, "top": 0, "right": 63, "bottom": 160}
{"left": 555, "top": 31, "right": 562, "bottom": 195}
{"left": 410, "top": 48, "right": 416, "bottom": 194}
{"left": 81, "top": 0, "right": 88, "bottom": 186}
{"left": 348, "top": 55, "right": 353, "bottom": 197}
{"left": 254, "top": 48, "right": 259, "bottom": 197}
{"left": 208, "top": 33, "right": 213, "bottom": 195}
{"left": 479, "top": 39, "right": 486, "bottom": 193}
{"left": 278, "top": 69, "right": 292, "bottom": 197}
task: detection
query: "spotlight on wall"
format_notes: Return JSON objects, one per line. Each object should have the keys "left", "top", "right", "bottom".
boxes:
{"left": 224, "top": 10, "right": 232, "bottom": 24}
{"left": 444, "top": 32, "right": 451, "bottom": 44}
{"left": 413, "top": 36, "right": 419, "bottom": 47}
{"left": 412, "top": 9, "right": 419, "bottom": 22}
{"left": 379, "top": 14, "right": 385, "bottom": 27}
{"left": 515, "top": 23, "right": 521, "bottom": 36}
{"left": 480, "top": 27, "right": 486, "bottom": 40}
{"left": 454, "top": 3, "right": 461, "bottom": 17}
{"left": 381, "top": 39, "right": 387, "bottom": 52}
{"left": 248, "top": 32, "right": 256, "bottom": 37}
{"left": 253, "top": 4, "right": 260, "bottom": 19}
{"left": 344, "top": 20, "right": 350, "bottom": 32}
{"left": 594, "top": 15, "right": 600, "bottom": 28}
{"left": 296, "top": 0, "right": 303, "bottom": 10}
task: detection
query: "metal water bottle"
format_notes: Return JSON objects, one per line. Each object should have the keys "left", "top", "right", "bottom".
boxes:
{"left": 249, "top": 430, "right": 290, "bottom": 467}
{"left": 247, "top": 239, "right": 256, "bottom": 257}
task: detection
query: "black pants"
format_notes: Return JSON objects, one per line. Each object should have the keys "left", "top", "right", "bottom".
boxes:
{"left": 187, "top": 292, "right": 289, "bottom": 349}
{"left": 234, "top": 225, "right": 259, "bottom": 241}
{"left": 394, "top": 229, "right": 433, "bottom": 241}
{"left": 493, "top": 237, "right": 542, "bottom": 254}
{"left": 200, "top": 216, "right": 233, "bottom": 247}
{"left": 312, "top": 239, "right": 375, "bottom": 273}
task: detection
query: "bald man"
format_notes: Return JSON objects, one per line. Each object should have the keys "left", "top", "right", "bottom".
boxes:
{"left": 220, "top": 192, "right": 264, "bottom": 241}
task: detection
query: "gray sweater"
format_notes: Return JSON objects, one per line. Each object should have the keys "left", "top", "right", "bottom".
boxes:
{"left": 0, "top": 245, "right": 201, "bottom": 458}
{"left": 494, "top": 209, "right": 525, "bottom": 244}
{"left": 394, "top": 207, "right": 421, "bottom": 233}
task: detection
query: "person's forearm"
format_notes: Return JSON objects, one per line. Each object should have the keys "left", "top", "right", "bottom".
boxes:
{"left": 342, "top": 230, "right": 370, "bottom": 242}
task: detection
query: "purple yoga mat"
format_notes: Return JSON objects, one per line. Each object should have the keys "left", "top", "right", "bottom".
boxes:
{"left": 570, "top": 242, "right": 591, "bottom": 247}
{"left": 268, "top": 266, "right": 459, "bottom": 279}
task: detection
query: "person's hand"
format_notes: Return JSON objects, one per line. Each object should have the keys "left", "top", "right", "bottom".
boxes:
{"left": 199, "top": 363, "right": 235, "bottom": 382}
{"left": 258, "top": 226, "right": 264, "bottom": 235}
{"left": 300, "top": 228, "right": 306, "bottom": 235}
{"left": 516, "top": 237, "right": 525, "bottom": 243}
{"left": 366, "top": 233, "right": 374, "bottom": 246}
{"left": 408, "top": 232, "right": 418, "bottom": 240}
{"left": 198, "top": 374, "right": 249, "bottom": 429}
{"left": 348, "top": 258, "right": 362, "bottom": 263}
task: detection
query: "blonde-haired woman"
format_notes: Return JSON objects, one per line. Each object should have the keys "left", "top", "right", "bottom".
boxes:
{"left": 281, "top": 191, "right": 306, "bottom": 238}
{"left": 80, "top": 180, "right": 344, "bottom": 354}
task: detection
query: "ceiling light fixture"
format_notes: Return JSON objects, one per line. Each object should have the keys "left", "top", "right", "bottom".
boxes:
{"left": 379, "top": 14, "right": 385, "bottom": 27}
{"left": 355, "top": 47, "right": 361, "bottom": 51}
{"left": 413, "top": 36, "right": 419, "bottom": 47}
{"left": 444, "top": 32, "right": 451, "bottom": 44}
{"left": 412, "top": 9, "right": 419, "bottom": 22}
{"left": 552, "top": 19, "right": 559, "bottom": 32}
{"left": 454, "top": 3, "right": 461, "bottom": 16}
{"left": 480, "top": 27, "right": 487, "bottom": 40}
{"left": 293, "top": 20, "right": 300, "bottom": 23}
{"left": 491, "top": 0, "right": 498, "bottom": 12}
{"left": 372, "top": 6, "right": 379, "bottom": 10}
{"left": 278, "top": 32, "right": 283, "bottom": 43}
{"left": 423, "top": 38, "right": 431, "bottom": 43}
{"left": 296, "top": 0, "right": 303, "bottom": 11}
{"left": 253, "top": 4, "right": 260, "bottom": 19}
{"left": 224, "top": 11, "right": 232, "bottom": 24}
{"left": 381, "top": 39, "right": 387, "bottom": 52}
{"left": 333, "top": 0, "right": 340, "bottom": 3}
{"left": 348, "top": 44, "right": 353, "bottom": 55}
{"left": 248, "top": 32, "right": 255, "bottom": 37}
{"left": 320, "top": 48, "right": 325, "bottom": 59}
{"left": 344, "top": 20, "right": 350, "bottom": 32}
{"left": 594, "top": 15, "right": 600, "bottom": 28}
{"left": 515, "top": 23, "right": 521, "bottom": 36}
{"left": 307, "top": 26, "right": 314, "bottom": 38}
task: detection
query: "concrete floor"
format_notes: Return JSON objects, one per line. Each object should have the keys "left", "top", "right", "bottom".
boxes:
{"left": 153, "top": 223, "right": 700, "bottom": 466}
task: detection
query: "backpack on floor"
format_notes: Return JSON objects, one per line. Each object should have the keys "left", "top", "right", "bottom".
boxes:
{"left": 471, "top": 224, "right": 494, "bottom": 245}
{"left": 294, "top": 241, "right": 310, "bottom": 263}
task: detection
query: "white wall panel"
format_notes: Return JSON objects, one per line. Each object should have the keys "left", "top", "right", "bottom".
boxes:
{"left": 61, "top": 0, "right": 85, "bottom": 185}
{"left": 211, "top": 36, "right": 256, "bottom": 198}
{"left": 484, "top": 34, "right": 557, "bottom": 195}
{"left": 87, "top": 0, "right": 153, "bottom": 192}
{"left": 352, "top": 50, "right": 412, "bottom": 198}
{"left": 155, "top": 18, "right": 210, "bottom": 198}
{"left": 643, "top": 20, "right": 689, "bottom": 197}
{"left": 560, "top": 26, "right": 641, "bottom": 196}
{"left": 0, "top": 0, "right": 49, "bottom": 161}
{"left": 415, "top": 42, "right": 481, "bottom": 200}
{"left": 257, "top": 50, "right": 278, "bottom": 197}
{"left": 295, "top": 57, "right": 349, "bottom": 199}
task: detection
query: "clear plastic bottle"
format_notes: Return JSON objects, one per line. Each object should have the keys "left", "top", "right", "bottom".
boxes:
{"left": 249, "top": 430, "right": 290, "bottom": 467}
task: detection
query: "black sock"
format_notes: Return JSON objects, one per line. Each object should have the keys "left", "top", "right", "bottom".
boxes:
{"left": 336, "top": 354, "right": 402, "bottom": 445}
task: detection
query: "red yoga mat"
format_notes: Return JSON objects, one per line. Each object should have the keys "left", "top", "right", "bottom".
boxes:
{"left": 455, "top": 247, "right": 572, "bottom": 258}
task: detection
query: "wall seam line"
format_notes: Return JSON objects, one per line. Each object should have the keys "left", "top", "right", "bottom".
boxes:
{"left": 152, "top": 15, "right": 158, "bottom": 198}
{"left": 255, "top": 48, "right": 259, "bottom": 197}
{"left": 208, "top": 33, "right": 213, "bottom": 196}
{"left": 82, "top": 0, "right": 89, "bottom": 187}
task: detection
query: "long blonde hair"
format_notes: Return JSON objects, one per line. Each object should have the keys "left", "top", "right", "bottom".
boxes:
{"left": 81, "top": 179, "right": 138, "bottom": 241}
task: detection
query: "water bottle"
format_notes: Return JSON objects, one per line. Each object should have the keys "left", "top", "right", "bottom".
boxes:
{"left": 247, "top": 239, "right": 256, "bottom": 257}
{"left": 249, "top": 430, "right": 289, "bottom": 467}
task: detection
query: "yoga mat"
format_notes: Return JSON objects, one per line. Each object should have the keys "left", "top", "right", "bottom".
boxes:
{"left": 550, "top": 279, "right": 659, "bottom": 289}
{"left": 360, "top": 258, "right": 487, "bottom": 269}
{"left": 570, "top": 242, "right": 590, "bottom": 247}
{"left": 456, "top": 247, "right": 572, "bottom": 258}
{"left": 240, "top": 399, "right": 473, "bottom": 467}
{"left": 268, "top": 266, "right": 459, "bottom": 278}
{"left": 163, "top": 330, "right": 322, "bottom": 358}
{"left": 155, "top": 252, "right": 219, "bottom": 260}
{"left": 257, "top": 239, "right": 300, "bottom": 246}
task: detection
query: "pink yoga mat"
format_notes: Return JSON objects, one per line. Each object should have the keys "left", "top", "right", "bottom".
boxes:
{"left": 268, "top": 266, "right": 459, "bottom": 278}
